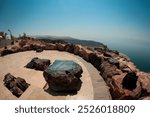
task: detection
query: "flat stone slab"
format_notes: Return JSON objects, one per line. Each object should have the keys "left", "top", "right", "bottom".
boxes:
{"left": 46, "top": 60, "right": 79, "bottom": 71}
{"left": 45, "top": 60, "right": 82, "bottom": 76}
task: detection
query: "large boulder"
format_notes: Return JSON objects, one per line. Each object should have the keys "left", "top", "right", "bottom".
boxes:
{"left": 89, "top": 53, "right": 103, "bottom": 70}
{"left": 43, "top": 60, "right": 83, "bottom": 92}
{"left": 138, "top": 72, "right": 150, "bottom": 96}
{"left": 118, "top": 58, "right": 138, "bottom": 72}
{"left": 110, "top": 73, "right": 141, "bottom": 99}
{"left": 21, "top": 44, "right": 32, "bottom": 51}
{"left": 74, "top": 44, "right": 82, "bottom": 55}
{"left": 25, "top": 57, "right": 51, "bottom": 71}
{"left": 122, "top": 72, "right": 138, "bottom": 90}
{"left": 3, "top": 73, "right": 30, "bottom": 97}
{"left": 78, "top": 47, "right": 94, "bottom": 62}
{"left": 1, "top": 49, "right": 13, "bottom": 56}
{"left": 30, "top": 44, "right": 45, "bottom": 51}
{"left": 108, "top": 58, "right": 119, "bottom": 68}
{"left": 65, "top": 44, "right": 74, "bottom": 53}
{"left": 56, "top": 43, "right": 66, "bottom": 51}
{"left": 118, "top": 58, "right": 128, "bottom": 69}
{"left": 103, "top": 51, "right": 112, "bottom": 57}
{"left": 10, "top": 46, "right": 20, "bottom": 53}
{"left": 19, "top": 40, "right": 27, "bottom": 47}
{"left": 45, "top": 43, "right": 57, "bottom": 50}
{"left": 126, "top": 62, "right": 138, "bottom": 72}
{"left": 100, "top": 61, "right": 121, "bottom": 82}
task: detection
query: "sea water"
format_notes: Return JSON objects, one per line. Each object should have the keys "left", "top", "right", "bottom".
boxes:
{"left": 97, "top": 38, "right": 150, "bottom": 72}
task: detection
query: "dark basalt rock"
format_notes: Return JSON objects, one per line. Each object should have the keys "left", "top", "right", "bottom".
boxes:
{"left": 122, "top": 72, "right": 138, "bottom": 90}
{"left": 3, "top": 73, "right": 30, "bottom": 97}
{"left": 65, "top": 44, "right": 74, "bottom": 53}
{"left": 25, "top": 57, "right": 51, "bottom": 71}
{"left": 36, "top": 48, "right": 43, "bottom": 52}
{"left": 1, "top": 49, "right": 13, "bottom": 56}
{"left": 15, "top": 77, "right": 29, "bottom": 92}
{"left": 43, "top": 60, "right": 83, "bottom": 92}
{"left": 89, "top": 53, "right": 103, "bottom": 70}
{"left": 111, "top": 73, "right": 141, "bottom": 99}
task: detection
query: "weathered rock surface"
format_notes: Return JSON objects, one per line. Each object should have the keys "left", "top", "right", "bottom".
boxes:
{"left": 3, "top": 73, "right": 30, "bottom": 97}
{"left": 138, "top": 72, "right": 150, "bottom": 96}
{"left": 127, "top": 62, "right": 138, "bottom": 72}
{"left": 43, "top": 60, "right": 83, "bottom": 92}
{"left": 108, "top": 58, "right": 119, "bottom": 68}
{"left": 21, "top": 45, "right": 32, "bottom": 51}
{"left": 100, "top": 61, "right": 142, "bottom": 99}
{"left": 103, "top": 52, "right": 112, "bottom": 57}
{"left": 9, "top": 46, "right": 20, "bottom": 53}
{"left": 100, "top": 61, "right": 121, "bottom": 82}
{"left": 31, "top": 44, "right": 45, "bottom": 51}
{"left": 56, "top": 43, "right": 66, "bottom": 51}
{"left": 110, "top": 73, "right": 141, "bottom": 99}
{"left": 78, "top": 47, "right": 94, "bottom": 62}
{"left": 36, "top": 48, "right": 43, "bottom": 52}
{"left": 25, "top": 57, "right": 51, "bottom": 71}
{"left": 1, "top": 49, "right": 13, "bottom": 56}
{"left": 45, "top": 43, "right": 57, "bottom": 50}
{"left": 0, "top": 37, "right": 149, "bottom": 99}
{"left": 122, "top": 72, "right": 138, "bottom": 90}
{"left": 74, "top": 44, "right": 81, "bottom": 55}
{"left": 65, "top": 43, "right": 74, "bottom": 53}
{"left": 90, "top": 53, "right": 103, "bottom": 70}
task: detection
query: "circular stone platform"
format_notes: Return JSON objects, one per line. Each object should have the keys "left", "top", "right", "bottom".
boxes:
{"left": 0, "top": 50, "right": 111, "bottom": 100}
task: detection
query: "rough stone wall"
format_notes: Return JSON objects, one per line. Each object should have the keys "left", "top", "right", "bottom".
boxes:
{"left": 0, "top": 37, "right": 149, "bottom": 99}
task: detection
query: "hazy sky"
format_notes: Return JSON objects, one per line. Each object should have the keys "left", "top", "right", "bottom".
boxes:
{"left": 0, "top": 0, "right": 150, "bottom": 41}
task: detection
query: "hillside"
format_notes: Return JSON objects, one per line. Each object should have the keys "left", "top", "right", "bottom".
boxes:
{"left": 33, "top": 35, "right": 105, "bottom": 48}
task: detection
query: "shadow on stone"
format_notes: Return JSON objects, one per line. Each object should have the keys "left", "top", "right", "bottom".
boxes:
{"left": 44, "top": 79, "right": 82, "bottom": 96}
{"left": 36, "top": 48, "right": 43, "bottom": 53}
{"left": 122, "top": 72, "right": 138, "bottom": 90}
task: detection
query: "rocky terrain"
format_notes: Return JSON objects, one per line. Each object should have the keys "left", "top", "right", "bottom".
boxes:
{"left": 0, "top": 37, "right": 150, "bottom": 100}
